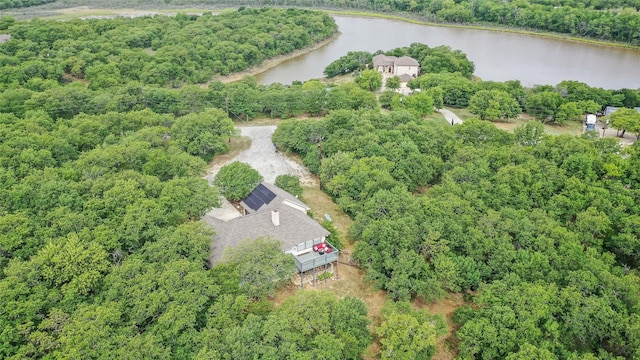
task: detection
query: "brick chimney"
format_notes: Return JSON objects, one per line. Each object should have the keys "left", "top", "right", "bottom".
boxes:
{"left": 271, "top": 210, "right": 280, "bottom": 227}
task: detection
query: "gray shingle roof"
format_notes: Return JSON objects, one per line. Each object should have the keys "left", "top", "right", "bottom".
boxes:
{"left": 373, "top": 54, "right": 396, "bottom": 67}
{"left": 395, "top": 56, "right": 420, "bottom": 66}
{"left": 605, "top": 106, "right": 640, "bottom": 116}
{"left": 204, "top": 204, "right": 330, "bottom": 266}
{"left": 605, "top": 106, "right": 619, "bottom": 116}
{"left": 373, "top": 54, "right": 419, "bottom": 67}
{"left": 398, "top": 73, "right": 414, "bottom": 82}
{"left": 204, "top": 183, "right": 327, "bottom": 266}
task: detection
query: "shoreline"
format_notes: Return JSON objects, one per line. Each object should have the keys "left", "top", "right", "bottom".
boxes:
{"left": 4, "top": 4, "right": 639, "bottom": 51}
{"left": 326, "top": 10, "right": 640, "bottom": 51}
{"left": 208, "top": 31, "right": 341, "bottom": 84}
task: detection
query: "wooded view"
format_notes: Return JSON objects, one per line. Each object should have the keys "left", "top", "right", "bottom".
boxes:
{"left": 1, "top": 2, "right": 639, "bottom": 359}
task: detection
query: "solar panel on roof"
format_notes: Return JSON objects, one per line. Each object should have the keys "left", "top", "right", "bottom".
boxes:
{"left": 244, "top": 194, "right": 260, "bottom": 211}
{"left": 243, "top": 184, "right": 277, "bottom": 211}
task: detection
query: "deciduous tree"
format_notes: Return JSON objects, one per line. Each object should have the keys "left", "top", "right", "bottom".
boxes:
{"left": 214, "top": 161, "right": 263, "bottom": 202}
{"left": 355, "top": 70, "right": 382, "bottom": 91}
{"left": 223, "top": 236, "right": 296, "bottom": 299}
{"left": 469, "top": 89, "right": 521, "bottom": 121}
{"left": 377, "top": 301, "right": 447, "bottom": 360}
{"left": 609, "top": 107, "right": 640, "bottom": 139}
{"left": 274, "top": 174, "right": 303, "bottom": 197}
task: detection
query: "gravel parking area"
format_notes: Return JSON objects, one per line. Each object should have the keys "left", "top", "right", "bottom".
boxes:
{"left": 206, "top": 125, "right": 316, "bottom": 186}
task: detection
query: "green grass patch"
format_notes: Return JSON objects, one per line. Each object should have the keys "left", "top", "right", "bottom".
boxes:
{"left": 444, "top": 107, "right": 586, "bottom": 136}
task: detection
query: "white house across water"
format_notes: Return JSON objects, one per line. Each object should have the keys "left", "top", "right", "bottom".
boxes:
{"left": 372, "top": 54, "right": 420, "bottom": 95}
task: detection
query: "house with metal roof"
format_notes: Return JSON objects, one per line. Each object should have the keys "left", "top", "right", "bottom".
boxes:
{"left": 604, "top": 106, "right": 640, "bottom": 117}
{"left": 203, "top": 182, "right": 339, "bottom": 286}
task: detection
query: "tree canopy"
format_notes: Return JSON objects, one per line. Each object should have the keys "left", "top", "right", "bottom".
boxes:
{"left": 214, "top": 161, "right": 263, "bottom": 202}
{"left": 223, "top": 236, "right": 297, "bottom": 299}
{"left": 2, "top": 9, "right": 640, "bottom": 358}
{"left": 274, "top": 106, "right": 640, "bottom": 358}
{"left": 200, "top": 0, "right": 640, "bottom": 45}
{"left": 0, "top": 8, "right": 337, "bottom": 88}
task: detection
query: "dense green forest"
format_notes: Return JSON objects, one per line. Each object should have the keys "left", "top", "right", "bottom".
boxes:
{"left": 0, "top": 8, "right": 336, "bottom": 87}
{"left": 0, "top": 0, "right": 54, "bottom": 10}
{"left": 274, "top": 109, "right": 640, "bottom": 359}
{"left": 1, "top": 28, "right": 639, "bottom": 126}
{"left": 3, "top": 0, "right": 640, "bottom": 45}
{"left": 0, "top": 8, "right": 375, "bottom": 359}
{"left": 0, "top": 104, "right": 372, "bottom": 358}
{"left": 1, "top": 5, "right": 640, "bottom": 359}
{"left": 97, "top": 0, "right": 640, "bottom": 45}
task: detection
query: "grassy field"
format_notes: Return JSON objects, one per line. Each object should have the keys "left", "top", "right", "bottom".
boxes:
{"left": 445, "top": 107, "right": 586, "bottom": 136}
{"left": 208, "top": 135, "right": 251, "bottom": 168}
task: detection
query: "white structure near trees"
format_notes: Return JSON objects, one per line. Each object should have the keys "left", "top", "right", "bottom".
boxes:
{"left": 373, "top": 54, "right": 420, "bottom": 95}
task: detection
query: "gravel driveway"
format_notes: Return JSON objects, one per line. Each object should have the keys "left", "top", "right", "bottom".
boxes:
{"left": 439, "top": 108, "right": 464, "bottom": 125}
{"left": 206, "top": 125, "right": 316, "bottom": 185}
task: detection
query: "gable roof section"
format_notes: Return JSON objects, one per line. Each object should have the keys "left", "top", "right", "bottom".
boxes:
{"left": 205, "top": 204, "right": 330, "bottom": 265}
{"left": 240, "top": 182, "right": 310, "bottom": 213}
{"left": 605, "top": 106, "right": 619, "bottom": 116}
{"left": 398, "top": 73, "right": 414, "bottom": 82}
{"left": 395, "top": 56, "right": 420, "bottom": 66}
{"left": 605, "top": 106, "right": 640, "bottom": 116}
{"left": 373, "top": 54, "right": 419, "bottom": 68}
{"left": 373, "top": 54, "right": 397, "bottom": 67}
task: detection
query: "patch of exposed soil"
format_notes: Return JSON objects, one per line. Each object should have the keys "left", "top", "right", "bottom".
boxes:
{"left": 301, "top": 185, "right": 349, "bottom": 235}
{"left": 208, "top": 136, "right": 251, "bottom": 168}
{"left": 206, "top": 126, "right": 317, "bottom": 185}
{"left": 415, "top": 294, "right": 466, "bottom": 360}
{"left": 303, "top": 263, "right": 387, "bottom": 360}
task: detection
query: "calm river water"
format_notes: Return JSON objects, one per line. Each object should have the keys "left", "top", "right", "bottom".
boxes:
{"left": 256, "top": 15, "right": 640, "bottom": 89}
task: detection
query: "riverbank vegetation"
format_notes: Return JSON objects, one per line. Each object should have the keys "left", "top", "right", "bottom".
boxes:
{"left": 0, "top": 8, "right": 336, "bottom": 87}
{"left": 0, "top": 0, "right": 54, "bottom": 10}
{"left": 325, "top": 43, "right": 474, "bottom": 79}
{"left": 38, "top": 0, "right": 639, "bottom": 46}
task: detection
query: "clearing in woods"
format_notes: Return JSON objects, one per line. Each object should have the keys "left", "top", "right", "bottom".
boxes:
{"left": 209, "top": 123, "right": 463, "bottom": 359}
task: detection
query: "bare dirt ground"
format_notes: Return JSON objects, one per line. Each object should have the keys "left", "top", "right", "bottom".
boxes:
{"left": 416, "top": 294, "right": 466, "bottom": 360}
{"left": 308, "top": 264, "right": 388, "bottom": 360}
{"left": 300, "top": 185, "right": 349, "bottom": 233}
{"left": 208, "top": 136, "right": 251, "bottom": 168}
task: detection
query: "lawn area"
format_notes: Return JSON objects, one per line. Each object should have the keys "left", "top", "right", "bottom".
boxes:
{"left": 426, "top": 111, "right": 450, "bottom": 124}
{"left": 493, "top": 115, "right": 585, "bottom": 136}
{"left": 445, "top": 107, "right": 585, "bottom": 136}
{"left": 208, "top": 135, "right": 251, "bottom": 168}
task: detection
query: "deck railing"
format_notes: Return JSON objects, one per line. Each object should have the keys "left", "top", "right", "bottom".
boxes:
{"left": 292, "top": 241, "right": 339, "bottom": 272}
